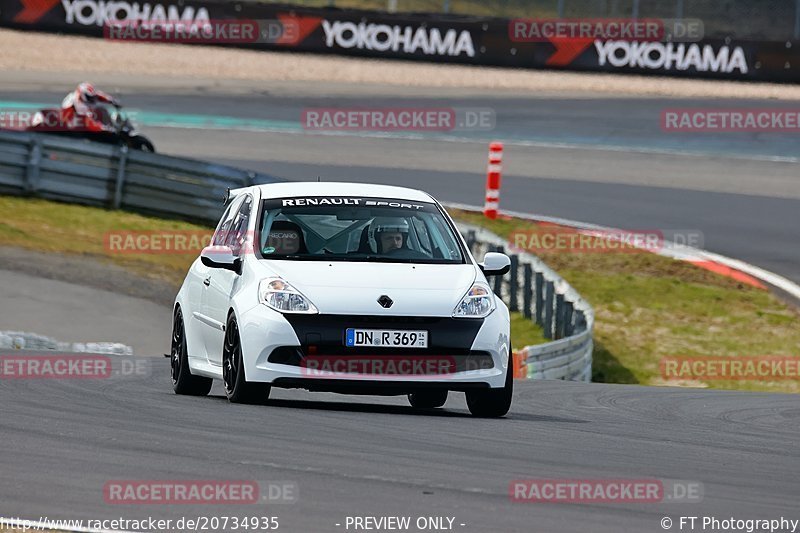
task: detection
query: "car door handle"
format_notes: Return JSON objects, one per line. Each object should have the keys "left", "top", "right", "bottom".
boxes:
{"left": 203, "top": 276, "right": 211, "bottom": 287}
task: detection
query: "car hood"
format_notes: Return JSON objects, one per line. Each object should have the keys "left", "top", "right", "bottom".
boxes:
{"left": 257, "top": 260, "right": 477, "bottom": 316}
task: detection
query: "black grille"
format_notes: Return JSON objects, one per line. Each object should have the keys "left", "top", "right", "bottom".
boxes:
{"left": 268, "top": 346, "right": 494, "bottom": 373}
{"left": 282, "top": 314, "right": 485, "bottom": 353}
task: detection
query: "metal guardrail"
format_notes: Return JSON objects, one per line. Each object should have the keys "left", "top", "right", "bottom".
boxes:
{"left": 459, "top": 223, "right": 594, "bottom": 382}
{"left": 0, "top": 130, "right": 277, "bottom": 224}
{"left": 0, "top": 130, "right": 593, "bottom": 382}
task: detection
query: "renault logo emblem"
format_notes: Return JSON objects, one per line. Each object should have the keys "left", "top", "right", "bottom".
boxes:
{"left": 378, "top": 295, "right": 393, "bottom": 308}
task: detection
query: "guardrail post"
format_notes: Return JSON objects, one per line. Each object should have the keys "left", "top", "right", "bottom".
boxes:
{"left": 493, "top": 245, "right": 504, "bottom": 296}
{"left": 112, "top": 145, "right": 129, "bottom": 209}
{"left": 544, "top": 280, "right": 554, "bottom": 339}
{"left": 522, "top": 263, "right": 532, "bottom": 319}
{"left": 25, "top": 137, "right": 42, "bottom": 194}
{"left": 575, "top": 310, "right": 587, "bottom": 333}
{"left": 555, "top": 293, "right": 565, "bottom": 339}
{"left": 509, "top": 255, "right": 519, "bottom": 312}
{"left": 564, "top": 301, "right": 574, "bottom": 336}
{"left": 534, "top": 272, "right": 544, "bottom": 327}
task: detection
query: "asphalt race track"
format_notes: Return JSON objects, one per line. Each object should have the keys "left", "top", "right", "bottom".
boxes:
{"left": 1, "top": 73, "right": 799, "bottom": 532}
{"left": 1, "top": 74, "right": 799, "bottom": 284}
{"left": 1, "top": 356, "right": 799, "bottom": 532}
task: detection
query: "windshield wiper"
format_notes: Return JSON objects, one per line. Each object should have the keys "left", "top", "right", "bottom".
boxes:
{"left": 261, "top": 254, "right": 414, "bottom": 263}
{"left": 359, "top": 255, "right": 413, "bottom": 263}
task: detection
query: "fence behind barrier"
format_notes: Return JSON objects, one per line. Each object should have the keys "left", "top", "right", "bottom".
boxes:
{"left": 313, "top": 0, "right": 800, "bottom": 41}
{"left": 1, "top": 0, "right": 797, "bottom": 82}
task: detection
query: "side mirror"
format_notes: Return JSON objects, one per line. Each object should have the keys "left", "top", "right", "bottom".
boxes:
{"left": 479, "top": 252, "right": 511, "bottom": 276}
{"left": 201, "top": 246, "right": 241, "bottom": 274}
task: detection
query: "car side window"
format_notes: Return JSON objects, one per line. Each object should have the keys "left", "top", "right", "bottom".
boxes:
{"left": 226, "top": 195, "right": 253, "bottom": 256}
{"left": 212, "top": 197, "right": 243, "bottom": 247}
{"left": 411, "top": 217, "right": 432, "bottom": 254}
{"left": 428, "top": 216, "right": 461, "bottom": 260}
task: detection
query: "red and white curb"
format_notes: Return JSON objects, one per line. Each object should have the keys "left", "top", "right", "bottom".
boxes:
{"left": 444, "top": 202, "right": 800, "bottom": 301}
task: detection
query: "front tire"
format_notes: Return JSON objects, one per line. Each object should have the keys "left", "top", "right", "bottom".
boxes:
{"left": 223, "top": 314, "right": 270, "bottom": 404}
{"left": 171, "top": 308, "right": 213, "bottom": 396}
{"left": 408, "top": 390, "right": 448, "bottom": 409}
{"left": 466, "top": 363, "right": 513, "bottom": 418}
{"left": 128, "top": 134, "right": 155, "bottom": 152}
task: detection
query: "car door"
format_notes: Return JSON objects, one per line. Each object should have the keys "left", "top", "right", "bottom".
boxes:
{"left": 195, "top": 196, "right": 241, "bottom": 365}
{"left": 202, "top": 194, "right": 252, "bottom": 366}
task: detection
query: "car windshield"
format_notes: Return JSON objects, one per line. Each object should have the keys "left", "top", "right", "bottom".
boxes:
{"left": 257, "top": 196, "right": 465, "bottom": 264}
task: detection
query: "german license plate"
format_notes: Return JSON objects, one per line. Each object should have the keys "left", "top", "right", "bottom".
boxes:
{"left": 345, "top": 329, "right": 428, "bottom": 348}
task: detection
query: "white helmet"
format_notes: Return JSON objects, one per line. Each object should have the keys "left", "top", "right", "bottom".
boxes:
{"left": 368, "top": 217, "right": 409, "bottom": 253}
{"left": 78, "top": 82, "right": 98, "bottom": 103}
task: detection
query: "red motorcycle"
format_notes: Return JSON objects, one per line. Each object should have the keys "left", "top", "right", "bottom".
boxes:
{"left": 27, "top": 102, "right": 155, "bottom": 152}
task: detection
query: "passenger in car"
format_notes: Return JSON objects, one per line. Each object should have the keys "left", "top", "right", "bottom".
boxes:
{"left": 266, "top": 221, "right": 307, "bottom": 255}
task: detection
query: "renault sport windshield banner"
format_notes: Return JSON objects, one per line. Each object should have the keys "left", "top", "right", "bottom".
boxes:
{"left": 1, "top": 0, "right": 797, "bottom": 82}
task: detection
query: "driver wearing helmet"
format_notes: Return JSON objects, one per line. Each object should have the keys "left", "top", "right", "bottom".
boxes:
{"left": 61, "top": 82, "right": 118, "bottom": 130}
{"left": 368, "top": 217, "right": 409, "bottom": 254}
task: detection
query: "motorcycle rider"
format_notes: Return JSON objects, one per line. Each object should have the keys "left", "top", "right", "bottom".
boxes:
{"left": 61, "top": 82, "right": 118, "bottom": 131}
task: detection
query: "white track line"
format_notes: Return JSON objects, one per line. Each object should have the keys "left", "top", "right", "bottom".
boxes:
{"left": 444, "top": 202, "right": 800, "bottom": 302}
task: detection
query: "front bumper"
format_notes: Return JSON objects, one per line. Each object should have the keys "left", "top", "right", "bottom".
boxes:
{"left": 237, "top": 306, "right": 510, "bottom": 390}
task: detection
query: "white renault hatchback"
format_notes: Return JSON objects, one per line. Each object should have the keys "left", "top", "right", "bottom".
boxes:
{"left": 171, "top": 182, "right": 513, "bottom": 417}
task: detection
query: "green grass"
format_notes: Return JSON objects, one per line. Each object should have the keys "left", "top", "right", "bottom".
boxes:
{"left": 452, "top": 209, "right": 800, "bottom": 393}
{"left": 0, "top": 195, "right": 210, "bottom": 288}
{"left": 510, "top": 311, "right": 547, "bottom": 350}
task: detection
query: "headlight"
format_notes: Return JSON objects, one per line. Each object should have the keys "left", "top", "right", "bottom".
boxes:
{"left": 259, "top": 278, "right": 318, "bottom": 314}
{"left": 452, "top": 283, "right": 495, "bottom": 318}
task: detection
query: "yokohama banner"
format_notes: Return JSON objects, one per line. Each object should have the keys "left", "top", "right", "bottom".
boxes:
{"left": 0, "top": 0, "right": 797, "bottom": 82}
